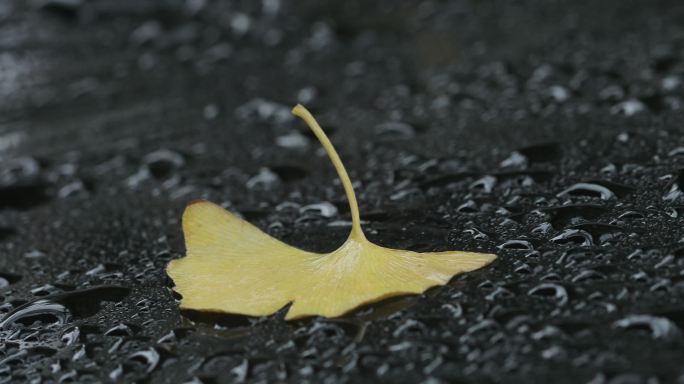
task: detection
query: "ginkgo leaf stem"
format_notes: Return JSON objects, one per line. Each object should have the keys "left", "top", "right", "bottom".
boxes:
{"left": 292, "top": 104, "right": 365, "bottom": 241}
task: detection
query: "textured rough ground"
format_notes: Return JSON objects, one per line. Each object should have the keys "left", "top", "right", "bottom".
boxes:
{"left": 1, "top": 0, "right": 684, "bottom": 382}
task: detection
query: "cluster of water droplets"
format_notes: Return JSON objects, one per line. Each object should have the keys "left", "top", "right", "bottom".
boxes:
{"left": 2, "top": 0, "right": 684, "bottom": 382}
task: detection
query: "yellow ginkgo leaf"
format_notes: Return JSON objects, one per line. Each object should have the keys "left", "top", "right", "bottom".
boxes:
{"left": 167, "top": 104, "right": 496, "bottom": 320}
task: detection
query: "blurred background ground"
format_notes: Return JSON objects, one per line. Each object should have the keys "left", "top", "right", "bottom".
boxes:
{"left": 2, "top": 0, "right": 684, "bottom": 382}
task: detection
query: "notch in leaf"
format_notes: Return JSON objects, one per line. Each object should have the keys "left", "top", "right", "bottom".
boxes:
{"left": 167, "top": 104, "right": 496, "bottom": 320}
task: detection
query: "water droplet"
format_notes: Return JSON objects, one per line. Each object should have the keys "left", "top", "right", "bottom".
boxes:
{"left": 470, "top": 176, "right": 497, "bottom": 193}
{"left": 300, "top": 202, "right": 337, "bottom": 218}
{"left": 105, "top": 323, "right": 138, "bottom": 337}
{"left": 611, "top": 99, "right": 646, "bottom": 116}
{"left": 550, "top": 229, "right": 594, "bottom": 246}
{"left": 59, "top": 328, "right": 80, "bottom": 348}
{"left": 528, "top": 283, "right": 568, "bottom": 305}
{"left": 457, "top": 200, "right": 478, "bottom": 213}
{"left": 236, "top": 98, "right": 292, "bottom": 124}
{"left": 663, "top": 170, "right": 684, "bottom": 202}
{"left": 374, "top": 121, "right": 415, "bottom": 139}
{"left": 497, "top": 239, "right": 535, "bottom": 251}
{"left": 557, "top": 183, "right": 616, "bottom": 200}
{"left": 276, "top": 131, "right": 310, "bottom": 149}
{"left": 0, "top": 272, "right": 20, "bottom": 288}
{"left": 0, "top": 300, "right": 69, "bottom": 329}
{"left": 130, "top": 20, "right": 162, "bottom": 45}
{"left": 246, "top": 168, "right": 280, "bottom": 190}
{"left": 143, "top": 149, "right": 185, "bottom": 180}
{"left": 613, "top": 315, "right": 681, "bottom": 340}
{"left": 129, "top": 348, "right": 160, "bottom": 374}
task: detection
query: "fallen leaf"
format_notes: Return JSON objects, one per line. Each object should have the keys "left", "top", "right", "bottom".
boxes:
{"left": 167, "top": 104, "right": 496, "bottom": 320}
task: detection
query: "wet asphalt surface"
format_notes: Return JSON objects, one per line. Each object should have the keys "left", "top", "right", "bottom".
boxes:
{"left": 2, "top": 0, "right": 684, "bottom": 383}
